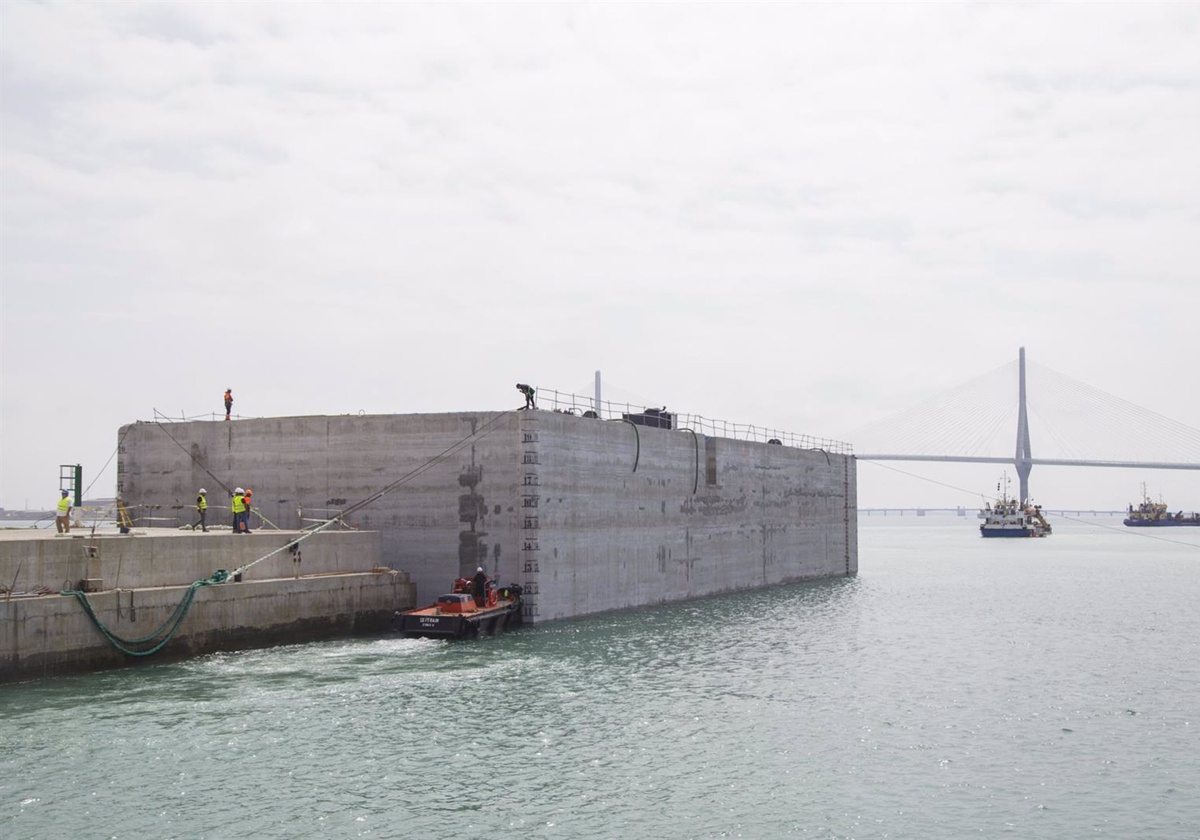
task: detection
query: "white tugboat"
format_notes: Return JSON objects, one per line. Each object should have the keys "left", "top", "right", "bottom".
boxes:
{"left": 978, "top": 473, "right": 1052, "bottom": 538}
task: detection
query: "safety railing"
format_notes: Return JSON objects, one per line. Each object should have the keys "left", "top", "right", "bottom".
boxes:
{"left": 144, "top": 397, "right": 853, "bottom": 454}
{"left": 151, "top": 408, "right": 248, "bottom": 423}
{"left": 532, "top": 387, "right": 854, "bottom": 455}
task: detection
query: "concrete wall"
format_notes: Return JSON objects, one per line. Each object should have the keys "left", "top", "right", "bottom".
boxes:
{"left": 517, "top": 411, "right": 856, "bottom": 620}
{"left": 1, "top": 571, "right": 414, "bottom": 682}
{"left": 0, "top": 530, "right": 385, "bottom": 593}
{"left": 118, "top": 410, "right": 856, "bottom": 621}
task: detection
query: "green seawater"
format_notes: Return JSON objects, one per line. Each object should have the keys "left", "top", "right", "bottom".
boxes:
{"left": 3, "top": 517, "right": 1199, "bottom": 839}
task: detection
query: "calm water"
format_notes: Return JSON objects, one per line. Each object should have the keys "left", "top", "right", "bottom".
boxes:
{"left": 3, "top": 516, "right": 1199, "bottom": 839}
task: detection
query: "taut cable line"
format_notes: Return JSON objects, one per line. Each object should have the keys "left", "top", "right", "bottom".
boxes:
{"left": 226, "top": 408, "right": 518, "bottom": 581}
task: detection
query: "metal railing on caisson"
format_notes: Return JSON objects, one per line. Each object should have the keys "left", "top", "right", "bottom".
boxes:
{"left": 531, "top": 387, "right": 853, "bottom": 455}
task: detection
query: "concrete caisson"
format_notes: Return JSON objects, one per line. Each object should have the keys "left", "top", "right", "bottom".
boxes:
{"left": 519, "top": 411, "right": 856, "bottom": 620}
{"left": 117, "top": 410, "right": 857, "bottom": 620}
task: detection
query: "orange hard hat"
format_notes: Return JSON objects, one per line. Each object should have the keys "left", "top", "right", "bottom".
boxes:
{"left": 245, "top": 488, "right": 252, "bottom": 496}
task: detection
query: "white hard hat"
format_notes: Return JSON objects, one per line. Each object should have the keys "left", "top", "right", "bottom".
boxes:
{"left": 199, "top": 488, "right": 207, "bottom": 494}
{"left": 235, "top": 487, "right": 244, "bottom": 494}
{"left": 477, "top": 567, "right": 484, "bottom": 573}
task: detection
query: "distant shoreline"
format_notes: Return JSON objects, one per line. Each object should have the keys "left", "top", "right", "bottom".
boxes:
{"left": 0, "top": 499, "right": 116, "bottom": 519}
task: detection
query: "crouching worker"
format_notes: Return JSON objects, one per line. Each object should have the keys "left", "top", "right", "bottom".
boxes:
{"left": 516, "top": 383, "right": 536, "bottom": 410}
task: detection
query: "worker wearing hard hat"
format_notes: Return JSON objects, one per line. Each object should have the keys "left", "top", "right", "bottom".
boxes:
{"left": 516, "top": 383, "right": 536, "bottom": 410}
{"left": 472, "top": 566, "right": 489, "bottom": 608}
{"left": 195, "top": 488, "right": 209, "bottom": 533}
{"left": 55, "top": 489, "right": 72, "bottom": 534}
{"left": 242, "top": 489, "right": 253, "bottom": 534}
{"left": 231, "top": 488, "right": 246, "bottom": 534}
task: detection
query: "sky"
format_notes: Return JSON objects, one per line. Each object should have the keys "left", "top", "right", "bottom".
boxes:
{"left": 2, "top": 1, "right": 1198, "bottom": 512}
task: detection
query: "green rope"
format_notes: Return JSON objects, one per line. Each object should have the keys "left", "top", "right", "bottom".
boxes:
{"left": 62, "top": 569, "right": 231, "bottom": 657}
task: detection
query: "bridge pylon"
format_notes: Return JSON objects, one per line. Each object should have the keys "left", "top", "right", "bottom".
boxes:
{"left": 1015, "top": 346, "right": 1033, "bottom": 502}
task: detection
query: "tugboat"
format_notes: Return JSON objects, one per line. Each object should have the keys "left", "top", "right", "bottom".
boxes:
{"left": 395, "top": 576, "right": 523, "bottom": 639}
{"left": 978, "top": 474, "right": 1052, "bottom": 538}
{"left": 1123, "top": 484, "right": 1200, "bottom": 527}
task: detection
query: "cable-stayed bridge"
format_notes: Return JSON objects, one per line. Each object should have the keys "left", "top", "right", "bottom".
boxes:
{"left": 851, "top": 348, "right": 1200, "bottom": 503}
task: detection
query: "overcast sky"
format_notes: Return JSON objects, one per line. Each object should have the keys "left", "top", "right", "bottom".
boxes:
{"left": 2, "top": 1, "right": 1198, "bottom": 512}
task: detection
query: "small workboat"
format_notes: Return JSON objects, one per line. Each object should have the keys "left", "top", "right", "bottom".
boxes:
{"left": 395, "top": 577, "right": 523, "bottom": 639}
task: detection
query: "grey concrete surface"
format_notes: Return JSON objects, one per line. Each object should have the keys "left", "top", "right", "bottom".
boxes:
{"left": 1, "top": 570, "right": 415, "bottom": 683}
{"left": 0, "top": 528, "right": 384, "bottom": 593}
{"left": 517, "top": 411, "right": 856, "bottom": 620}
{"left": 115, "top": 410, "right": 856, "bottom": 621}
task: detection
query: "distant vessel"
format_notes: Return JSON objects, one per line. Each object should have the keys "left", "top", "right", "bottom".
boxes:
{"left": 978, "top": 474, "right": 1052, "bottom": 538}
{"left": 1123, "top": 485, "right": 1200, "bottom": 527}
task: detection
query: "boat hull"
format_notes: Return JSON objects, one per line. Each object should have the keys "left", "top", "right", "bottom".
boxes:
{"left": 1123, "top": 518, "right": 1200, "bottom": 527}
{"left": 980, "top": 527, "right": 1044, "bottom": 538}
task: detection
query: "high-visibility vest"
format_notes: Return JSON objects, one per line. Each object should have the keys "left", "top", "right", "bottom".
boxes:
{"left": 57, "top": 496, "right": 71, "bottom": 515}
{"left": 232, "top": 494, "right": 245, "bottom": 513}
{"left": 197, "top": 495, "right": 207, "bottom": 511}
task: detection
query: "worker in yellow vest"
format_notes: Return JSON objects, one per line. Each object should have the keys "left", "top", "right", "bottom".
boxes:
{"left": 231, "top": 488, "right": 246, "bottom": 534}
{"left": 195, "top": 488, "right": 208, "bottom": 533}
{"left": 56, "top": 489, "right": 72, "bottom": 534}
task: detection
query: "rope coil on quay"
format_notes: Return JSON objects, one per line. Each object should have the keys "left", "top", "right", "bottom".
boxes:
{"left": 61, "top": 570, "right": 230, "bottom": 657}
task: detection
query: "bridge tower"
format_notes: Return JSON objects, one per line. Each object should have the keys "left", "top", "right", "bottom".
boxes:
{"left": 1015, "top": 346, "right": 1033, "bottom": 502}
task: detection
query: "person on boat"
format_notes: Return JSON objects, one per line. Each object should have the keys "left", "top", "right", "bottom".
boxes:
{"left": 55, "top": 489, "right": 72, "bottom": 533}
{"left": 516, "top": 383, "right": 536, "bottom": 410}
{"left": 472, "top": 566, "right": 489, "bottom": 608}
{"left": 195, "top": 488, "right": 208, "bottom": 532}
{"left": 224, "top": 389, "right": 234, "bottom": 421}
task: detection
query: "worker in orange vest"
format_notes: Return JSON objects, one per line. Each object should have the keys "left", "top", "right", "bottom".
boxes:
{"left": 242, "top": 488, "right": 253, "bottom": 534}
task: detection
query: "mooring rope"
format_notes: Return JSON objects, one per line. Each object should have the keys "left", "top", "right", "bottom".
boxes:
{"left": 61, "top": 570, "right": 230, "bottom": 657}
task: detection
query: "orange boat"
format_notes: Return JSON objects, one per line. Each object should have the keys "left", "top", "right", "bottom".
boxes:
{"left": 395, "top": 577, "right": 523, "bottom": 639}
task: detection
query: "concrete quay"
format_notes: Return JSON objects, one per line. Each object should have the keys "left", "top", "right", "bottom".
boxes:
{"left": 0, "top": 527, "right": 392, "bottom": 592}
{"left": 0, "top": 529, "right": 416, "bottom": 683}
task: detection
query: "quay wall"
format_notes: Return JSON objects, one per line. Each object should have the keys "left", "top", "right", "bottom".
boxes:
{"left": 117, "top": 410, "right": 856, "bottom": 621}
{"left": 1, "top": 571, "right": 413, "bottom": 683}
{"left": 0, "top": 529, "right": 417, "bottom": 682}
{"left": 0, "top": 530, "right": 384, "bottom": 593}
